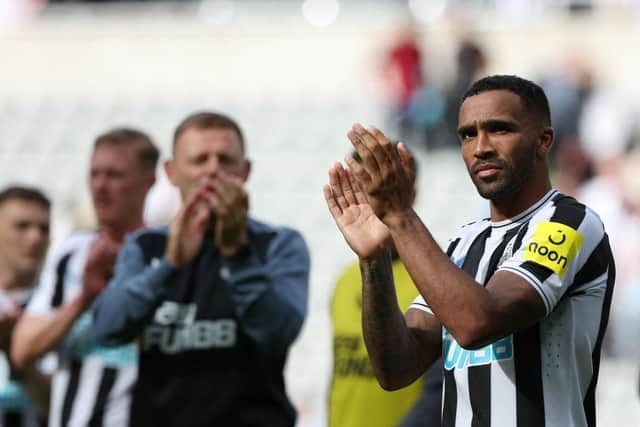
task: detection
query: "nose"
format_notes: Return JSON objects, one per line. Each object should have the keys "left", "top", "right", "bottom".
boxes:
{"left": 205, "top": 156, "right": 220, "bottom": 178}
{"left": 25, "top": 225, "right": 49, "bottom": 249}
{"left": 91, "top": 173, "right": 108, "bottom": 192}
{"left": 474, "top": 128, "right": 495, "bottom": 159}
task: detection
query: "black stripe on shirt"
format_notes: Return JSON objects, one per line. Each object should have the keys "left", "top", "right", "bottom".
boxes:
{"left": 446, "top": 226, "right": 492, "bottom": 426}
{"left": 519, "top": 261, "right": 553, "bottom": 286}
{"left": 469, "top": 227, "right": 519, "bottom": 427}
{"left": 582, "top": 235, "right": 615, "bottom": 427}
{"left": 469, "top": 364, "right": 491, "bottom": 427}
{"left": 550, "top": 195, "right": 586, "bottom": 230}
{"left": 51, "top": 253, "right": 72, "bottom": 308}
{"left": 3, "top": 410, "right": 24, "bottom": 427}
{"left": 446, "top": 238, "right": 461, "bottom": 258}
{"left": 88, "top": 367, "right": 119, "bottom": 427}
{"left": 442, "top": 369, "right": 457, "bottom": 427}
{"left": 61, "top": 359, "right": 83, "bottom": 426}
{"left": 566, "top": 236, "right": 609, "bottom": 297}
{"left": 460, "top": 227, "right": 492, "bottom": 279}
{"left": 512, "top": 222, "right": 530, "bottom": 253}
{"left": 514, "top": 324, "right": 545, "bottom": 427}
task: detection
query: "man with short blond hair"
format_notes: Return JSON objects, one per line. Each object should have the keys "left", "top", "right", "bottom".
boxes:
{"left": 12, "top": 128, "right": 158, "bottom": 427}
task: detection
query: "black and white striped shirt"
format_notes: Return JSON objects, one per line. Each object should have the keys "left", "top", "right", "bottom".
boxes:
{"left": 410, "top": 189, "right": 615, "bottom": 427}
{"left": 26, "top": 231, "right": 137, "bottom": 427}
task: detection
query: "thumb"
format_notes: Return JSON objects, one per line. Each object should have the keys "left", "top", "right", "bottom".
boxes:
{"left": 397, "top": 142, "right": 416, "bottom": 184}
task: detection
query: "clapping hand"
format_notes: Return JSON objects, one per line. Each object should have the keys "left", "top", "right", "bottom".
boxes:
{"left": 81, "top": 231, "right": 122, "bottom": 307}
{"left": 167, "top": 171, "right": 248, "bottom": 267}
{"left": 324, "top": 163, "right": 390, "bottom": 259}
{"left": 345, "top": 124, "right": 416, "bottom": 224}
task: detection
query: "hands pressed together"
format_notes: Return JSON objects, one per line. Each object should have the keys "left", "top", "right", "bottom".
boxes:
{"left": 81, "top": 231, "right": 123, "bottom": 307}
{"left": 167, "top": 171, "right": 249, "bottom": 268}
{"left": 323, "top": 124, "right": 416, "bottom": 259}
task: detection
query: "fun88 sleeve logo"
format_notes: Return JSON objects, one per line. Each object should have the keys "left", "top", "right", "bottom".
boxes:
{"left": 443, "top": 329, "right": 513, "bottom": 370}
{"left": 524, "top": 221, "right": 583, "bottom": 277}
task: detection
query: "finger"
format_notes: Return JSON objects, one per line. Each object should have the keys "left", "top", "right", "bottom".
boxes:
{"left": 345, "top": 154, "right": 371, "bottom": 189}
{"left": 190, "top": 203, "right": 210, "bottom": 234}
{"left": 180, "top": 188, "right": 209, "bottom": 224}
{"left": 347, "top": 126, "right": 381, "bottom": 179}
{"left": 346, "top": 168, "right": 369, "bottom": 205}
{"left": 397, "top": 142, "right": 417, "bottom": 185}
{"left": 323, "top": 184, "right": 342, "bottom": 221}
{"left": 367, "top": 125, "right": 400, "bottom": 170}
{"left": 329, "top": 164, "right": 350, "bottom": 211}
{"left": 353, "top": 124, "right": 393, "bottom": 179}
{"left": 338, "top": 165, "right": 357, "bottom": 206}
{"left": 216, "top": 169, "right": 245, "bottom": 187}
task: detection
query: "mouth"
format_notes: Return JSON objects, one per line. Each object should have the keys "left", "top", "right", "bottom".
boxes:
{"left": 473, "top": 163, "right": 502, "bottom": 178}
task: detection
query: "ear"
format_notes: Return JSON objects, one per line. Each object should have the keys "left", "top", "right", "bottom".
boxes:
{"left": 241, "top": 159, "right": 252, "bottom": 182}
{"left": 146, "top": 174, "right": 156, "bottom": 192}
{"left": 536, "top": 127, "right": 554, "bottom": 158}
{"left": 164, "top": 159, "right": 176, "bottom": 185}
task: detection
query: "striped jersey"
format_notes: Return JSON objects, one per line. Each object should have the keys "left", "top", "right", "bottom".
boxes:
{"left": 26, "top": 231, "right": 138, "bottom": 427}
{"left": 410, "top": 189, "right": 615, "bottom": 427}
{"left": 1, "top": 288, "right": 42, "bottom": 427}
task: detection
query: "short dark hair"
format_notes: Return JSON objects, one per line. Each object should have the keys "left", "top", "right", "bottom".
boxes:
{"left": 462, "top": 75, "right": 552, "bottom": 126}
{"left": 173, "top": 111, "right": 245, "bottom": 154}
{"left": 0, "top": 186, "right": 50, "bottom": 210}
{"left": 94, "top": 128, "right": 160, "bottom": 173}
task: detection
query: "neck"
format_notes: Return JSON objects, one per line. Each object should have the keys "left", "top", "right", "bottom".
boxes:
{"left": 102, "top": 217, "right": 144, "bottom": 241}
{"left": 0, "top": 261, "right": 35, "bottom": 292}
{"left": 489, "top": 170, "right": 551, "bottom": 222}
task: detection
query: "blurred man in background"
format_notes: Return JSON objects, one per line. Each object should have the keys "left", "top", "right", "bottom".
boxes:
{"left": 11, "top": 129, "right": 158, "bottom": 427}
{"left": 0, "top": 186, "right": 51, "bottom": 426}
{"left": 92, "top": 111, "right": 310, "bottom": 427}
{"left": 329, "top": 147, "right": 441, "bottom": 427}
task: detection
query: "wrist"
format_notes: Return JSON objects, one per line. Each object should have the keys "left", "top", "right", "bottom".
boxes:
{"left": 382, "top": 209, "right": 416, "bottom": 230}
{"left": 359, "top": 246, "right": 389, "bottom": 263}
{"left": 217, "top": 229, "right": 248, "bottom": 257}
{"left": 75, "top": 291, "right": 94, "bottom": 312}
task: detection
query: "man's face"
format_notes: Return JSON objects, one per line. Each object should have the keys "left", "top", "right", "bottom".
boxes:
{"left": 167, "top": 127, "right": 250, "bottom": 201}
{"left": 0, "top": 199, "right": 50, "bottom": 277}
{"left": 458, "top": 90, "right": 540, "bottom": 200}
{"left": 89, "top": 144, "right": 152, "bottom": 228}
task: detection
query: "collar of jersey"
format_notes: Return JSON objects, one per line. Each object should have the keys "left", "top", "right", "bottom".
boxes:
{"left": 490, "top": 188, "right": 559, "bottom": 229}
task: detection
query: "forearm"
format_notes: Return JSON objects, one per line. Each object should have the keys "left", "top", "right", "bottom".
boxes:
{"left": 93, "top": 259, "right": 174, "bottom": 345}
{"left": 233, "top": 282, "right": 306, "bottom": 353}
{"left": 387, "top": 210, "right": 498, "bottom": 348}
{"left": 228, "top": 238, "right": 309, "bottom": 353}
{"left": 11, "top": 296, "right": 87, "bottom": 369}
{"left": 360, "top": 251, "right": 438, "bottom": 390}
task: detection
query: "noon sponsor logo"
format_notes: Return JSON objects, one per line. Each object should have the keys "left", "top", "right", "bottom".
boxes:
{"left": 523, "top": 221, "right": 583, "bottom": 276}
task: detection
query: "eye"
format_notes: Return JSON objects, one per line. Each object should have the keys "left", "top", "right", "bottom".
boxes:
{"left": 459, "top": 130, "right": 475, "bottom": 141}
{"left": 218, "top": 154, "right": 236, "bottom": 165}
{"left": 486, "top": 122, "right": 512, "bottom": 134}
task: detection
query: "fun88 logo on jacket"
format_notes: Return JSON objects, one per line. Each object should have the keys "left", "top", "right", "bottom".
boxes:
{"left": 443, "top": 329, "right": 513, "bottom": 370}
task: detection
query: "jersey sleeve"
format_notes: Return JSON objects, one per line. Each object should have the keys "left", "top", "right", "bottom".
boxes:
{"left": 497, "top": 201, "right": 607, "bottom": 315}
{"left": 225, "top": 227, "right": 310, "bottom": 353}
{"left": 408, "top": 294, "right": 433, "bottom": 314}
{"left": 92, "top": 232, "right": 177, "bottom": 346}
